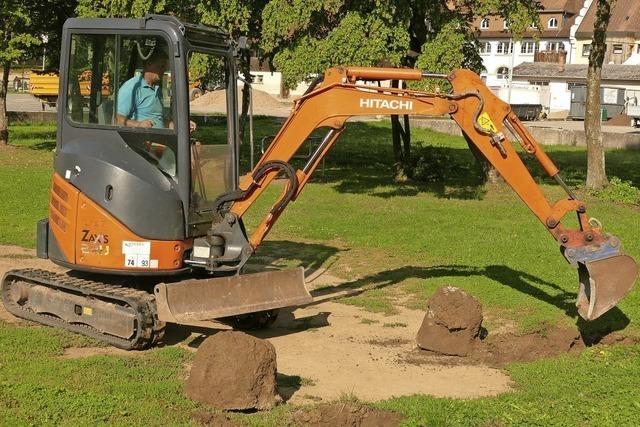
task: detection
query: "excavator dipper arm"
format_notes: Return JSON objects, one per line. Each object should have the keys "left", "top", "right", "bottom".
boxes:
{"left": 217, "top": 67, "right": 637, "bottom": 321}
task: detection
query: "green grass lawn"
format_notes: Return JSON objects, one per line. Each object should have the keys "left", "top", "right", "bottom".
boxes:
{"left": 1, "top": 119, "right": 639, "bottom": 425}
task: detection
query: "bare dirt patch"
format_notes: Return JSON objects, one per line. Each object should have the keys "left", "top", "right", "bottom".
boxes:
{"left": 291, "top": 403, "right": 402, "bottom": 427}
{"left": 254, "top": 302, "right": 513, "bottom": 402}
{"left": 169, "top": 301, "right": 513, "bottom": 402}
{"left": 404, "top": 324, "right": 638, "bottom": 368}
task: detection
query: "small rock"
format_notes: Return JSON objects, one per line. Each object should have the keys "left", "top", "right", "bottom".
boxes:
{"left": 184, "top": 331, "right": 281, "bottom": 410}
{"left": 416, "top": 286, "right": 483, "bottom": 356}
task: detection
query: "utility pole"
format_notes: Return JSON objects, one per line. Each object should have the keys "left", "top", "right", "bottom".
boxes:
{"left": 41, "top": 35, "right": 48, "bottom": 71}
{"left": 507, "top": 37, "right": 515, "bottom": 104}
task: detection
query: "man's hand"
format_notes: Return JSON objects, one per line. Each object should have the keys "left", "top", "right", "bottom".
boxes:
{"left": 137, "top": 119, "right": 155, "bottom": 128}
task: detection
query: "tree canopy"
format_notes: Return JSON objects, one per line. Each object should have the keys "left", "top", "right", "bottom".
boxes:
{"left": 261, "top": 0, "right": 542, "bottom": 89}
{"left": 74, "top": 0, "right": 543, "bottom": 90}
{"left": 1, "top": 0, "right": 73, "bottom": 144}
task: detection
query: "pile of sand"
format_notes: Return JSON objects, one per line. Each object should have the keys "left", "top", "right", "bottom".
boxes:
{"left": 606, "top": 114, "right": 633, "bottom": 127}
{"left": 190, "top": 88, "right": 289, "bottom": 112}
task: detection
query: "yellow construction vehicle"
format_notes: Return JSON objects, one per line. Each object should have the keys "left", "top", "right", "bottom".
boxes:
{"left": 2, "top": 15, "right": 636, "bottom": 349}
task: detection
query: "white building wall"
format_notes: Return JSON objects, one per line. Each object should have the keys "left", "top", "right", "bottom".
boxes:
{"left": 569, "top": 0, "right": 594, "bottom": 64}
{"left": 548, "top": 81, "right": 571, "bottom": 112}
{"left": 250, "top": 71, "right": 310, "bottom": 98}
{"left": 480, "top": 39, "right": 571, "bottom": 87}
{"left": 508, "top": 79, "right": 571, "bottom": 115}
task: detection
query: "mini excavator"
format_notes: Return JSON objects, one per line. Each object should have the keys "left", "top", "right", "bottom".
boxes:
{"left": 2, "top": 15, "right": 637, "bottom": 349}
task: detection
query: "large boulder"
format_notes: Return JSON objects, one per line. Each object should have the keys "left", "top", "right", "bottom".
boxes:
{"left": 416, "top": 286, "right": 483, "bottom": 356}
{"left": 184, "top": 331, "right": 281, "bottom": 410}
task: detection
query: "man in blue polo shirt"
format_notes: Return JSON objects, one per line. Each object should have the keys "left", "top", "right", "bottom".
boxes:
{"left": 116, "top": 48, "right": 168, "bottom": 128}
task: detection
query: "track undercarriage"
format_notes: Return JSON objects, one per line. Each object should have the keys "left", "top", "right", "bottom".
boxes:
{"left": 1, "top": 269, "right": 164, "bottom": 349}
{"left": 1, "top": 268, "right": 306, "bottom": 349}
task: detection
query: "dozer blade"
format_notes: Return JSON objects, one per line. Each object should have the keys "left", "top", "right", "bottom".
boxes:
{"left": 576, "top": 254, "right": 638, "bottom": 321}
{"left": 154, "top": 267, "right": 312, "bottom": 323}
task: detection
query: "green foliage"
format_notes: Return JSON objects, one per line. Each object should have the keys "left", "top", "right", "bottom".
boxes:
{"left": 262, "top": 0, "right": 542, "bottom": 90}
{"left": 0, "top": 3, "right": 41, "bottom": 65}
{"left": 460, "top": 0, "right": 542, "bottom": 38}
{"left": 188, "top": 53, "right": 226, "bottom": 90}
{"left": 262, "top": 0, "right": 411, "bottom": 88}
{"left": 413, "top": 19, "right": 479, "bottom": 91}
{"left": 591, "top": 177, "right": 640, "bottom": 205}
{"left": 75, "top": 0, "right": 189, "bottom": 19}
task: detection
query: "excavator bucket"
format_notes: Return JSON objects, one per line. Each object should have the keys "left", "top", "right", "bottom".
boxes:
{"left": 153, "top": 267, "right": 312, "bottom": 323}
{"left": 576, "top": 254, "right": 638, "bottom": 321}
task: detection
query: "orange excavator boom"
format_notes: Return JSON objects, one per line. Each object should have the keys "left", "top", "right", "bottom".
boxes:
{"left": 212, "top": 66, "right": 637, "bottom": 321}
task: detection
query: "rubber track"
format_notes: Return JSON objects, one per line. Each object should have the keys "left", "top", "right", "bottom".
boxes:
{"left": 1, "top": 268, "right": 165, "bottom": 350}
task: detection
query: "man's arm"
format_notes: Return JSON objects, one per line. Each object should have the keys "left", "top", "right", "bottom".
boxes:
{"left": 116, "top": 114, "right": 154, "bottom": 128}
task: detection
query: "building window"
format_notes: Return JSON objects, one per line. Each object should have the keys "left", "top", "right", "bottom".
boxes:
{"left": 637, "top": 44, "right": 640, "bottom": 53}
{"left": 582, "top": 44, "right": 591, "bottom": 57}
{"left": 497, "top": 67, "right": 510, "bottom": 79}
{"left": 546, "top": 42, "right": 564, "bottom": 52}
{"left": 548, "top": 18, "right": 558, "bottom": 29}
{"left": 530, "top": 81, "right": 549, "bottom": 86}
{"left": 479, "top": 42, "right": 492, "bottom": 54}
{"left": 521, "top": 41, "right": 536, "bottom": 54}
{"left": 496, "top": 42, "right": 513, "bottom": 54}
{"left": 480, "top": 18, "right": 489, "bottom": 29}
{"left": 503, "top": 20, "right": 509, "bottom": 30}
{"left": 613, "top": 44, "right": 623, "bottom": 54}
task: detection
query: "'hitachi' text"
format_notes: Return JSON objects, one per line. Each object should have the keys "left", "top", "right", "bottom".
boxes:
{"left": 359, "top": 98, "right": 413, "bottom": 110}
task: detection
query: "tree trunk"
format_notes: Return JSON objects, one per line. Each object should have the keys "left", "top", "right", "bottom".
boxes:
{"left": 390, "top": 80, "right": 412, "bottom": 181}
{"left": 0, "top": 62, "right": 10, "bottom": 145}
{"left": 585, "top": 0, "right": 615, "bottom": 190}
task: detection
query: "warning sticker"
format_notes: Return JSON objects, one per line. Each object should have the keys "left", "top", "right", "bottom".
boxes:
{"left": 123, "top": 241, "right": 151, "bottom": 268}
{"left": 477, "top": 112, "right": 499, "bottom": 133}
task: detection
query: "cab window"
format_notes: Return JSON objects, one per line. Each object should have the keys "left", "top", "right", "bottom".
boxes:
{"left": 66, "top": 33, "right": 178, "bottom": 178}
{"left": 66, "top": 34, "right": 116, "bottom": 125}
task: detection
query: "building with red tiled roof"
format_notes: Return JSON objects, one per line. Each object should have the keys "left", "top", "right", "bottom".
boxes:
{"left": 570, "top": 0, "right": 640, "bottom": 65}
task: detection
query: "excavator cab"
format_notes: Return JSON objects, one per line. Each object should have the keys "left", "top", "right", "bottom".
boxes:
{"left": 12, "top": 15, "right": 311, "bottom": 341}
{"left": 47, "top": 15, "right": 240, "bottom": 272}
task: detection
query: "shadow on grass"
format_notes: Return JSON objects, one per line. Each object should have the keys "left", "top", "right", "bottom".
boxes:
{"left": 314, "top": 264, "right": 630, "bottom": 339}
{"left": 233, "top": 119, "right": 640, "bottom": 199}
{"left": 9, "top": 127, "right": 56, "bottom": 150}
{"left": 246, "top": 239, "right": 343, "bottom": 279}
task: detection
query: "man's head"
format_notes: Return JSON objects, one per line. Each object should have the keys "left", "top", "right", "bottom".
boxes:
{"left": 143, "top": 48, "right": 169, "bottom": 85}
